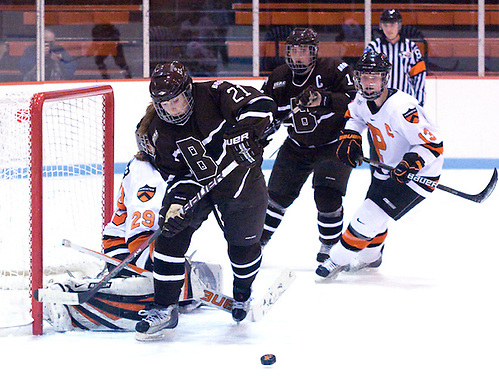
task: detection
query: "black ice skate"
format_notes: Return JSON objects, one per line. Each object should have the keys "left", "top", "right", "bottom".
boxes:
{"left": 232, "top": 286, "right": 251, "bottom": 323}
{"left": 315, "top": 258, "right": 347, "bottom": 279}
{"left": 316, "top": 243, "right": 333, "bottom": 263}
{"left": 135, "top": 304, "right": 179, "bottom": 341}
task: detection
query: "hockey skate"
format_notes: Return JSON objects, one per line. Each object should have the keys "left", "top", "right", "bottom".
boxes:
{"left": 135, "top": 304, "right": 179, "bottom": 341}
{"left": 315, "top": 258, "right": 347, "bottom": 279}
{"left": 347, "top": 254, "right": 383, "bottom": 272}
{"left": 316, "top": 243, "right": 333, "bottom": 263}
{"left": 232, "top": 286, "right": 251, "bottom": 323}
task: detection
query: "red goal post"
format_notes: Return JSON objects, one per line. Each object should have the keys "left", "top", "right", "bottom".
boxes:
{"left": 0, "top": 85, "right": 114, "bottom": 335}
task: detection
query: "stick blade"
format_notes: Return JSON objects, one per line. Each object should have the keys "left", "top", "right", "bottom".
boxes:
{"left": 473, "top": 168, "right": 498, "bottom": 203}
{"left": 34, "top": 288, "right": 80, "bottom": 305}
{"left": 250, "top": 268, "right": 296, "bottom": 322}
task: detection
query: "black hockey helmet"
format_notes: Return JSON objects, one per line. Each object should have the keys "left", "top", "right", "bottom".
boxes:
{"left": 380, "top": 9, "right": 402, "bottom": 24}
{"left": 353, "top": 51, "right": 392, "bottom": 100}
{"left": 149, "top": 61, "right": 194, "bottom": 125}
{"left": 285, "top": 27, "right": 319, "bottom": 75}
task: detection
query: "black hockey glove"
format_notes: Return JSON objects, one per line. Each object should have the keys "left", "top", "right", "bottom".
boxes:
{"left": 158, "top": 195, "right": 193, "bottom": 238}
{"left": 297, "top": 85, "right": 330, "bottom": 108}
{"left": 390, "top": 152, "right": 425, "bottom": 184}
{"left": 336, "top": 129, "right": 363, "bottom": 168}
{"left": 224, "top": 118, "right": 270, "bottom": 168}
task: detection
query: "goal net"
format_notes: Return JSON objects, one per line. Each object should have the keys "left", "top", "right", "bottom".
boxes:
{"left": 0, "top": 86, "right": 114, "bottom": 335}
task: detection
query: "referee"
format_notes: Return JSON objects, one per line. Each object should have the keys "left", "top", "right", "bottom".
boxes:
{"left": 365, "top": 9, "right": 426, "bottom": 106}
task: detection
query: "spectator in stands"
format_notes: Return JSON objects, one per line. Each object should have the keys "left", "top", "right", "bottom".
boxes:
{"left": 91, "top": 23, "right": 132, "bottom": 79}
{"left": 209, "top": 0, "right": 231, "bottom": 67}
{"left": 20, "top": 29, "right": 76, "bottom": 82}
{"left": 177, "top": 8, "right": 218, "bottom": 76}
{"left": 335, "top": 18, "right": 364, "bottom": 66}
{"left": 365, "top": 9, "right": 426, "bottom": 106}
{"left": 0, "top": 42, "right": 7, "bottom": 63}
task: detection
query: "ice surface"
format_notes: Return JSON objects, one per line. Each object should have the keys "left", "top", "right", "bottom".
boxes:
{"left": 1, "top": 168, "right": 498, "bottom": 378}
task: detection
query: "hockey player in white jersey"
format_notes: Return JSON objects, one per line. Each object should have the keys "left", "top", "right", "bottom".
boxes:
{"left": 316, "top": 51, "right": 443, "bottom": 279}
{"left": 43, "top": 105, "right": 222, "bottom": 331}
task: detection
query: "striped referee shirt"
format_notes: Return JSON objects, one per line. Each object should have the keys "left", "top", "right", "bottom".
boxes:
{"left": 365, "top": 36, "right": 426, "bottom": 105}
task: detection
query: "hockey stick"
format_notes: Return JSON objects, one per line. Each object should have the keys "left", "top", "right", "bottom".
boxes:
{"left": 363, "top": 157, "right": 498, "bottom": 203}
{"left": 62, "top": 238, "right": 152, "bottom": 277}
{"left": 35, "top": 161, "right": 239, "bottom": 305}
{"left": 35, "top": 111, "right": 299, "bottom": 305}
{"left": 250, "top": 268, "right": 296, "bottom": 321}
{"left": 191, "top": 268, "right": 296, "bottom": 322}
{"left": 262, "top": 105, "right": 301, "bottom": 139}
{"left": 64, "top": 238, "right": 197, "bottom": 277}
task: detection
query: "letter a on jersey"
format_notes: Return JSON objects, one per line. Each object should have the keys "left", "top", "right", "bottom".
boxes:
{"left": 403, "top": 108, "right": 419, "bottom": 123}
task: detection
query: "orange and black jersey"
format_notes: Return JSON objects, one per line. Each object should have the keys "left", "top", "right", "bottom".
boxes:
{"left": 147, "top": 80, "right": 276, "bottom": 201}
{"left": 262, "top": 57, "right": 355, "bottom": 148}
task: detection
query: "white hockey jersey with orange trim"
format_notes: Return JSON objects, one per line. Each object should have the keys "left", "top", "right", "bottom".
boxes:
{"left": 346, "top": 89, "right": 444, "bottom": 197}
{"left": 103, "top": 158, "right": 167, "bottom": 266}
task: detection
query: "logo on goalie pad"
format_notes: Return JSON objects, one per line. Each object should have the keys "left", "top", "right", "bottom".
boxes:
{"left": 88, "top": 282, "right": 112, "bottom": 289}
{"left": 201, "top": 289, "right": 233, "bottom": 311}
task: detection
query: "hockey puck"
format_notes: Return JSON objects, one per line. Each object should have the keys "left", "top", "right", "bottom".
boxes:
{"left": 260, "top": 354, "right": 276, "bottom": 365}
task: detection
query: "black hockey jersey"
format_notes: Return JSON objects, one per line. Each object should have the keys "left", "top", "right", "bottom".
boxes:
{"left": 262, "top": 57, "right": 355, "bottom": 147}
{"left": 147, "top": 80, "right": 276, "bottom": 201}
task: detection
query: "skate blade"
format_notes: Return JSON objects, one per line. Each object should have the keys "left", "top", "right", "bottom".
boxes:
{"left": 135, "top": 327, "right": 175, "bottom": 342}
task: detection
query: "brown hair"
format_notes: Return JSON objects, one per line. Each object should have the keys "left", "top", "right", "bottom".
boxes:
{"left": 135, "top": 103, "right": 157, "bottom": 161}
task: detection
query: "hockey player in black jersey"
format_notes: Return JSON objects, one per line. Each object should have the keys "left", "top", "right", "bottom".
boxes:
{"left": 260, "top": 27, "right": 355, "bottom": 263}
{"left": 134, "top": 61, "right": 276, "bottom": 341}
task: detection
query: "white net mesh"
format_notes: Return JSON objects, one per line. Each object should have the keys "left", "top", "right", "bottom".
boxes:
{"left": 0, "top": 89, "right": 112, "bottom": 331}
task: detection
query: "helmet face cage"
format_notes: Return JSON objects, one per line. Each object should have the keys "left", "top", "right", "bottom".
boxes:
{"left": 150, "top": 61, "right": 194, "bottom": 125}
{"left": 353, "top": 52, "right": 392, "bottom": 100}
{"left": 135, "top": 131, "right": 156, "bottom": 161}
{"left": 285, "top": 27, "right": 319, "bottom": 75}
{"left": 152, "top": 86, "right": 194, "bottom": 125}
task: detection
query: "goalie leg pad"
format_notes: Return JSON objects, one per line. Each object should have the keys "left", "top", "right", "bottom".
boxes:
{"left": 43, "top": 283, "right": 73, "bottom": 332}
{"left": 44, "top": 275, "right": 155, "bottom": 331}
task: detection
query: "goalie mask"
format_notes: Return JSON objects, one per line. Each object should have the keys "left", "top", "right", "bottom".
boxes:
{"left": 353, "top": 51, "right": 392, "bottom": 100}
{"left": 135, "top": 128, "right": 157, "bottom": 162}
{"left": 150, "top": 61, "right": 194, "bottom": 125}
{"left": 285, "top": 27, "right": 319, "bottom": 75}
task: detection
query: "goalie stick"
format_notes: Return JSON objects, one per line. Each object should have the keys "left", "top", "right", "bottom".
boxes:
{"left": 191, "top": 268, "right": 296, "bottom": 322}
{"left": 63, "top": 238, "right": 198, "bottom": 277}
{"left": 363, "top": 157, "right": 498, "bottom": 203}
{"left": 34, "top": 160, "right": 239, "bottom": 305}
{"left": 34, "top": 110, "right": 300, "bottom": 306}
{"left": 62, "top": 239, "right": 152, "bottom": 277}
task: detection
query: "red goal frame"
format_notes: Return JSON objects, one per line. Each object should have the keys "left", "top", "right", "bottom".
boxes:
{"left": 29, "top": 85, "right": 114, "bottom": 335}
